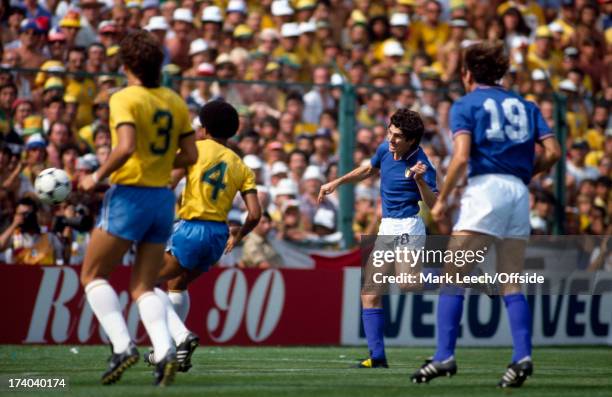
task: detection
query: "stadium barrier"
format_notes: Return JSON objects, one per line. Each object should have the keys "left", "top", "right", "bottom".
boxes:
{"left": 1, "top": 264, "right": 610, "bottom": 346}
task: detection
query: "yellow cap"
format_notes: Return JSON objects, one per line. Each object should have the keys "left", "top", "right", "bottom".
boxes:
{"left": 63, "top": 94, "right": 78, "bottom": 103}
{"left": 44, "top": 77, "right": 64, "bottom": 91}
{"left": 420, "top": 66, "right": 441, "bottom": 80}
{"left": 350, "top": 10, "right": 367, "bottom": 25}
{"left": 35, "top": 60, "right": 65, "bottom": 86}
{"left": 23, "top": 115, "right": 44, "bottom": 135}
{"left": 606, "top": 27, "right": 612, "bottom": 44}
{"left": 265, "top": 62, "right": 280, "bottom": 73}
{"left": 59, "top": 11, "right": 81, "bottom": 28}
{"left": 535, "top": 26, "right": 552, "bottom": 39}
{"left": 450, "top": 0, "right": 466, "bottom": 9}
{"left": 397, "top": 0, "right": 415, "bottom": 5}
{"left": 296, "top": 0, "right": 316, "bottom": 10}
{"left": 233, "top": 24, "right": 253, "bottom": 38}
{"left": 106, "top": 45, "right": 120, "bottom": 57}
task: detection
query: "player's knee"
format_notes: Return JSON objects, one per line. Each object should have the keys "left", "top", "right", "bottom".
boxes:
{"left": 500, "top": 284, "right": 521, "bottom": 296}
{"left": 129, "top": 286, "right": 150, "bottom": 301}
{"left": 361, "top": 294, "right": 382, "bottom": 308}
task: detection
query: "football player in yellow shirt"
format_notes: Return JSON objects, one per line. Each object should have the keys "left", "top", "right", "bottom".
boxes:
{"left": 78, "top": 31, "right": 198, "bottom": 387}
{"left": 146, "top": 100, "right": 262, "bottom": 372}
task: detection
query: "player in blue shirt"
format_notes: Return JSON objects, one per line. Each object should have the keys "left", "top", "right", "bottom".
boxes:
{"left": 319, "top": 108, "right": 438, "bottom": 368}
{"left": 410, "top": 42, "right": 561, "bottom": 388}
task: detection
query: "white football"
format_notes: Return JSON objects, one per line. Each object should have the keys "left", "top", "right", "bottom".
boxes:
{"left": 35, "top": 168, "right": 72, "bottom": 204}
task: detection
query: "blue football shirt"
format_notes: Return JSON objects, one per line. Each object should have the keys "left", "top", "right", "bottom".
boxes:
{"left": 370, "top": 142, "right": 438, "bottom": 219}
{"left": 450, "top": 86, "right": 553, "bottom": 185}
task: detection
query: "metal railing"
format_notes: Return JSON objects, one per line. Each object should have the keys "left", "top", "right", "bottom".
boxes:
{"left": 1, "top": 66, "right": 570, "bottom": 244}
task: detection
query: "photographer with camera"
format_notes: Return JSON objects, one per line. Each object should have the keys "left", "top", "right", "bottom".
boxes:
{"left": 0, "top": 197, "right": 67, "bottom": 265}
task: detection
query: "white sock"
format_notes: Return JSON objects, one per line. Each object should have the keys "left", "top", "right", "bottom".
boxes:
{"left": 154, "top": 288, "right": 191, "bottom": 345}
{"left": 136, "top": 291, "right": 175, "bottom": 363}
{"left": 168, "top": 290, "right": 190, "bottom": 321}
{"left": 85, "top": 279, "right": 132, "bottom": 354}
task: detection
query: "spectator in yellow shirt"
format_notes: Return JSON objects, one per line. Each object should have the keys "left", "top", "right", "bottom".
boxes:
{"left": 527, "top": 26, "right": 562, "bottom": 82}
{"left": 65, "top": 47, "right": 96, "bottom": 129}
{"left": 409, "top": 0, "right": 449, "bottom": 60}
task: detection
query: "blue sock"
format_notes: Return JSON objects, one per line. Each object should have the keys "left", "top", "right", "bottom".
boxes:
{"left": 433, "top": 286, "right": 465, "bottom": 362}
{"left": 503, "top": 293, "right": 532, "bottom": 363}
{"left": 362, "top": 308, "right": 385, "bottom": 361}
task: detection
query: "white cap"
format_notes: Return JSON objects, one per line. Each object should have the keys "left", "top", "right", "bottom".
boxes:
{"left": 548, "top": 22, "right": 563, "bottom": 33}
{"left": 383, "top": 40, "right": 404, "bottom": 57}
{"left": 281, "top": 22, "right": 300, "bottom": 37}
{"left": 260, "top": 28, "right": 279, "bottom": 41}
{"left": 313, "top": 207, "right": 335, "bottom": 230}
{"left": 510, "top": 36, "right": 529, "bottom": 49}
{"left": 271, "top": 161, "right": 289, "bottom": 176}
{"left": 420, "top": 104, "right": 436, "bottom": 118}
{"left": 302, "top": 165, "right": 326, "bottom": 183}
{"left": 271, "top": 0, "right": 294, "bottom": 16}
{"left": 299, "top": 20, "right": 316, "bottom": 34}
{"left": 227, "top": 0, "right": 247, "bottom": 14}
{"left": 274, "top": 178, "right": 298, "bottom": 196}
{"left": 243, "top": 154, "right": 263, "bottom": 170}
{"left": 189, "top": 39, "right": 209, "bottom": 56}
{"left": 173, "top": 8, "right": 194, "bottom": 24}
{"left": 281, "top": 198, "right": 301, "bottom": 212}
{"left": 531, "top": 69, "right": 547, "bottom": 81}
{"left": 228, "top": 209, "right": 243, "bottom": 224}
{"left": 202, "top": 5, "right": 223, "bottom": 22}
{"left": 390, "top": 13, "right": 409, "bottom": 27}
{"left": 330, "top": 73, "right": 345, "bottom": 86}
{"left": 559, "top": 79, "right": 577, "bottom": 92}
{"left": 191, "top": 116, "right": 201, "bottom": 130}
{"left": 145, "top": 16, "right": 169, "bottom": 31}
{"left": 450, "top": 18, "right": 468, "bottom": 28}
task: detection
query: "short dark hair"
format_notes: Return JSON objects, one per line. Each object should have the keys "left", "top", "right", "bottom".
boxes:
{"left": 45, "top": 95, "right": 65, "bottom": 108}
{"left": 288, "top": 149, "right": 308, "bottom": 162}
{"left": 119, "top": 31, "right": 164, "bottom": 88}
{"left": 463, "top": 41, "right": 509, "bottom": 86}
{"left": 390, "top": 108, "right": 424, "bottom": 147}
{"left": 199, "top": 100, "right": 239, "bottom": 139}
{"left": 286, "top": 91, "right": 304, "bottom": 104}
{"left": 18, "top": 196, "right": 38, "bottom": 212}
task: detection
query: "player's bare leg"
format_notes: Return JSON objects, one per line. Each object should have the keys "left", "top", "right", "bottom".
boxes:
{"left": 80, "top": 228, "right": 137, "bottom": 385}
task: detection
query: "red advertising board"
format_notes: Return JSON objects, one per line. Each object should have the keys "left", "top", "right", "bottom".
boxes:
{"left": 0, "top": 266, "right": 344, "bottom": 345}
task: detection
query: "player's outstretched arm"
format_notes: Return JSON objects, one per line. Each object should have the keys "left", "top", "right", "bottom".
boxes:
{"left": 79, "top": 124, "right": 137, "bottom": 191}
{"left": 431, "top": 134, "right": 471, "bottom": 221}
{"left": 225, "top": 191, "right": 261, "bottom": 254}
{"left": 533, "top": 136, "right": 561, "bottom": 176}
{"left": 173, "top": 133, "right": 198, "bottom": 169}
{"left": 318, "top": 164, "right": 379, "bottom": 204}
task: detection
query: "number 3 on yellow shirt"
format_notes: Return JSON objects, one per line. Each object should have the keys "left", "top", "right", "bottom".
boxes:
{"left": 150, "top": 110, "right": 173, "bottom": 155}
{"left": 202, "top": 161, "right": 227, "bottom": 201}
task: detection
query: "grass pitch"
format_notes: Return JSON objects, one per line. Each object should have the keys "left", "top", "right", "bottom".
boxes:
{"left": 0, "top": 345, "right": 610, "bottom": 397}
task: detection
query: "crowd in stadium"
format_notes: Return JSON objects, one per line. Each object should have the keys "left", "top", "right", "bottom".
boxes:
{"left": 0, "top": 0, "right": 610, "bottom": 267}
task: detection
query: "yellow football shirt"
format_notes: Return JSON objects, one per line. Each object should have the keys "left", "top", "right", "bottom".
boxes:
{"left": 178, "top": 139, "right": 256, "bottom": 222}
{"left": 109, "top": 85, "right": 193, "bottom": 187}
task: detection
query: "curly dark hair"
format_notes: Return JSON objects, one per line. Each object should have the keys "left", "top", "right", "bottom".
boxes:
{"left": 119, "top": 30, "right": 164, "bottom": 88}
{"left": 463, "top": 41, "right": 509, "bottom": 86}
{"left": 199, "top": 100, "right": 239, "bottom": 139}
{"left": 390, "top": 108, "right": 424, "bottom": 147}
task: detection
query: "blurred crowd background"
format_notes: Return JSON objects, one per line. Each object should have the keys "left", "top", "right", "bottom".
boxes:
{"left": 0, "top": 0, "right": 610, "bottom": 268}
